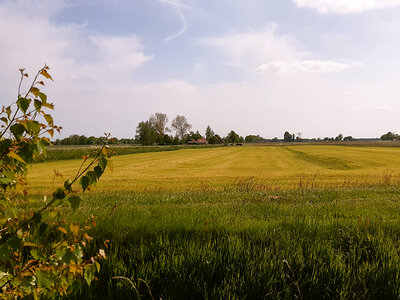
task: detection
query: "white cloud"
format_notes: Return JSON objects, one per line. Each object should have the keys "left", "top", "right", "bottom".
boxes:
{"left": 199, "top": 25, "right": 304, "bottom": 70}
{"left": 256, "top": 60, "right": 353, "bottom": 74}
{"left": 0, "top": 0, "right": 152, "bottom": 137}
{"left": 89, "top": 35, "right": 152, "bottom": 73}
{"left": 293, "top": 0, "right": 400, "bottom": 14}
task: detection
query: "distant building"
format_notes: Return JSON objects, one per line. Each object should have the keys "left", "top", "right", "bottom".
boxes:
{"left": 187, "top": 139, "right": 208, "bottom": 145}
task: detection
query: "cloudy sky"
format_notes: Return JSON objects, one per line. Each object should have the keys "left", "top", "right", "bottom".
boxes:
{"left": 1, "top": 0, "right": 400, "bottom": 139}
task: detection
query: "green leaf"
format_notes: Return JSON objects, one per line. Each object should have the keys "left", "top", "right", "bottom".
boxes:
{"left": 38, "top": 92, "right": 47, "bottom": 102}
{"left": 0, "top": 244, "right": 10, "bottom": 261}
{"left": 68, "top": 196, "right": 81, "bottom": 212}
{"left": 99, "top": 157, "right": 108, "bottom": 171}
{"left": 84, "top": 264, "right": 97, "bottom": 286}
{"left": 43, "top": 114, "right": 53, "bottom": 124}
{"left": 62, "top": 249, "right": 76, "bottom": 264}
{"left": 27, "top": 120, "right": 41, "bottom": 135}
{"left": 80, "top": 176, "right": 90, "bottom": 192}
{"left": 0, "top": 139, "right": 11, "bottom": 154}
{"left": 0, "top": 177, "right": 14, "bottom": 185}
{"left": 53, "top": 188, "right": 65, "bottom": 200}
{"left": 94, "top": 261, "right": 101, "bottom": 273}
{"left": 16, "top": 97, "right": 31, "bottom": 114}
{"left": 30, "top": 87, "right": 40, "bottom": 98}
{"left": 36, "top": 141, "right": 45, "bottom": 157}
{"left": 34, "top": 99, "right": 42, "bottom": 110}
{"left": 10, "top": 123, "right": 25, "bottom": 140}
{"left": 86, "top": 171, "right": 97, "bottom": 185}
{"left": 7, "top": 151, "right": 27, "bottom": 164}
{"left": 94, "top": 166, "right": 103, "bottom": 179}
{"left": 36, "top": 270, "right": 54, "bottom": 289}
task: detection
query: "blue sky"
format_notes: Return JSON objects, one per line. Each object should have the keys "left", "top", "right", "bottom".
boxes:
{"left": 1, "top": 0, "right": 400, "bottom": 139}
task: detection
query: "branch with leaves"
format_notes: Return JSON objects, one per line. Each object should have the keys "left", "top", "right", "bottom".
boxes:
{"left": 0, "top": 66, "right": 112, "bottom": 298}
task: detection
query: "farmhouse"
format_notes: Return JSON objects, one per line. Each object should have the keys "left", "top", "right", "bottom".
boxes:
{"left": 187, "top": 138, "right": 208, "bottom": 145}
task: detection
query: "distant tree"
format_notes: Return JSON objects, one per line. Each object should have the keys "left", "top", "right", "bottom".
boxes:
{"left": 239, "top": 136, "right": 244, "bottom": 143}
{"left": 245, "top": 135, "right": 264, "bottom": 143}
{"left": 335, "top": 134, "right": 343, "bottom": 141}
{"left": 226, "top": 130, "right": 240, "bottom": 144}
{"left": 135, "top": 120, "right": 157, "bottom": 145}
{"left": 150, "top": 113, "right": 169, "bottom": 144}
{"left": 171, "top": 115, "right": 192, "bottom": 141}
{"left": 87, "top": 136, "right": 97, "bottom": 145}
{"left": 164, "top": 134, "right": 174, "bottom": 145}
{"left": 187, "top": 131, "right": 203, "bottom": 142}
{"left": 381, "top": 132, "right": 399, "bottom": 141}
{"left": 172, "top": 135, "right": 181, "bottom": 145}
{"left": 208, "top": 135, "right": 218, "bottom": 144}
{"left": 343, "top": 136, "right": 354, "bottom": 141}
{"left": 272, "top": 137, "right": 278, "bottom": 142}
{"left": 295, "top": 136, "right": 303, "bottom": 142}
{"left": 205, "top": 125, "right": 215, "bottom": 142}
{"left": 284, "top": 131, "right": 294, "bottom": 142}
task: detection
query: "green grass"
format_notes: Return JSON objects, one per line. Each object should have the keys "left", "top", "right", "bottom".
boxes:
{"left": 61, "top": 187, "right": 400, "bottom": 299}
{"left": 25, "top": 145, "right": 400, "bottom": 299}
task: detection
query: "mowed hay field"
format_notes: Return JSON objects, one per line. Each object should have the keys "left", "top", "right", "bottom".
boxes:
{"left": 29, "top": 145, "right": 400, "bottom": 193}
{"left": 27, "top": 145, "right": 400, "bottom": 299}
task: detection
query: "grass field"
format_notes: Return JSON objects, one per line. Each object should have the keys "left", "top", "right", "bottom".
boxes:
{"left": 29, "top": 145, "right": 400, "bottom": 193}
{"left": 26, "top": 145, "right": 400, "bottom": 299}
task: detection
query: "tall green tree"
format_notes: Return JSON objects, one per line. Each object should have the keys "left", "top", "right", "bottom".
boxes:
{"left": 149, "top": 113, "right": 169, "bottom": 144}
{"left": 226, "top": 130, "right": 240, "bottom": 144}
{"left": 205, "top": 125, "right": 215, "bottom": 141}
{"left": 135, "top": 120, "right": 156, "bottom": 145}
{"left": 381, "top": 132, "right": 399, "bottom": 141}
{"left": 284, "top": 131, "right": 294, "bottom": 142}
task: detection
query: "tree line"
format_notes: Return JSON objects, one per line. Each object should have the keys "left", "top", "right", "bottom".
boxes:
{"left": 53, "top": 112, "right": 399, "bottom": 145}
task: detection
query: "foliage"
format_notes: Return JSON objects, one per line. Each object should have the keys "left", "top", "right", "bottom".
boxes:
{"left": 149, "top": 113, "right": 169, "bottom": 144}
{"left": 381, "top": 131, "right": 400, "bottom": 141}
{"left": 0, "top": 66, "right": 111, "bottom": 298}
{"left": 171, "top": 115, "right": 192, "bottom": 142}
{"left": 335, "top": 133, "right": 343, "bottom": 141}
{"left": 135, "top": 120, "right": 157, "bottom": 146}
{"left": 343, "top": 136, "right": 355, "bottom": 141}
{"left": 244, "top": 135, "right": 265, "bottom": 143}
{"left": 283, "top": 131, "right": 294, "bottom": 142}
{"left": 225, "top": 130, "right": 240, "bottom": 144}
{"left": 205, "top": 125, "right": 214, "bottom": 142}
{"left": 54, "top": 135, "right": 136, "bottom": 146}
{"left": 186, "top": 131, "right": 203, "bottom": 142}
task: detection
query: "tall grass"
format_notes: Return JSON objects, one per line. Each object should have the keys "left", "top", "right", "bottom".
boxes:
{"left": 62, "top": 186, "right": 400, "bottom": 299}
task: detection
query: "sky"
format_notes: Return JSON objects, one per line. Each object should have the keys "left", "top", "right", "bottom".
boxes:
{"left": 1, "top": 0, "right": 400, "bottom": 139}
